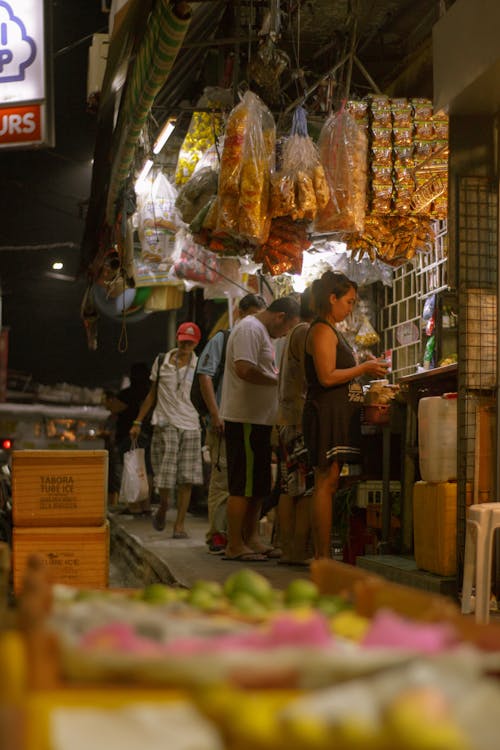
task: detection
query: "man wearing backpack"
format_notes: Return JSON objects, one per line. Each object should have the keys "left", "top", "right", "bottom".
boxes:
{"left": 194, "top": 294, "right": 266, "bottom": 554}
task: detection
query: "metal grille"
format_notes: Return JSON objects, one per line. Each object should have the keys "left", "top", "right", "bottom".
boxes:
{"left": 456, "top": 176, "right": 498, "bottom": 569}
{"left": 380, "top": 220, "right": 448, "bottom": 380}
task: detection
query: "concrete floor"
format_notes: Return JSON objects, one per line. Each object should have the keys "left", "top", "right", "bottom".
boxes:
{"left": 109, "top": 507, "right": 311, "bottom": 590}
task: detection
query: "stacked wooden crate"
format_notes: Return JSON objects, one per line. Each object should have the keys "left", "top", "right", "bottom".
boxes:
{"left": 11, "top": 450, "right": 109, "bottom": 594}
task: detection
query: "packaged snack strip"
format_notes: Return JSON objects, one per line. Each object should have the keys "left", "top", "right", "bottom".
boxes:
{"left": 371, "top": 146, "right": 392, "bottom": 165}
{"left": 371, "top": 197, "right": 392, "bottom": 214}
{"left": 413, "top": 140, "right": 433, "bottom": 158}
{"left": 393, "top": 146, "right": 414, "bottom": 165}
{"left": 391, "top": 98, "right": 413, "bottom": 127}
{"left": 371, "top": 164, "right": 392, "bottom": 181}
{"left": 413, "top": 120, "right": 434, "bottom": 139}
{"left": 371, "top": 126, "right": 393, "bottom": 146}
{"left": 392, "top": 126, "right": 413, "bottom": 147}
{"left": 411, "top": 98, "right": 433, "bottom": 119}
{"left": 372, "top": 176, "right": 393, "bottom": 191}
{"left": 432, "top": 116, "right": 449, "bottom": 139}
{"left": 346, "top": 99, "right": 369, "bottom": 124}
{"left": 369, "top": 95, "right": 392, "bottom": 125}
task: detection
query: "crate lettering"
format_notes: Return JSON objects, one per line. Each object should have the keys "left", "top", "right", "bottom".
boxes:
{"left": 40, "top": 498, "right": 78, "bottom": 510}
{"left": 40, "top": 476, "right": 75, "bottom": 494}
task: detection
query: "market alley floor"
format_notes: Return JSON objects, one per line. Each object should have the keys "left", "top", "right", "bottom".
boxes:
{"left": 109, "top": 507, "right": 310, "bottom": 590}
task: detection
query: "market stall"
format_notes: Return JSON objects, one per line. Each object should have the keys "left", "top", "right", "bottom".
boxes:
{"left": 2, "top": 554, "right": 500, "bottom": 750}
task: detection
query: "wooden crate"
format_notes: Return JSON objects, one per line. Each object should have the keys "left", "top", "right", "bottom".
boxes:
{"left": 12, "top": 523, "right": 109, "bottom": 594}
{"left": 413, "top": 480, "right": 456, "bottom": 576}
{"left": 12, "top": 450, "right": 108, "bottom": 527}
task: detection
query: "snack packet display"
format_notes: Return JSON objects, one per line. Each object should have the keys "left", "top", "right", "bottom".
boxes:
{"left": 216, "top": 91, "right": 276, "bottom": 245}
{"left": 315, "top": 108, "right": 368, "bottom": 233}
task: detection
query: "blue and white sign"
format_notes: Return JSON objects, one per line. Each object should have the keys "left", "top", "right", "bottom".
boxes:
{"left": 0, "top": 0, "right": 45, "bottom": 105}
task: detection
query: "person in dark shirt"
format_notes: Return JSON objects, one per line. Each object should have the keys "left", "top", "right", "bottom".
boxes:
{"left": 115, "top": 362, "right": 153, "bottom": 513}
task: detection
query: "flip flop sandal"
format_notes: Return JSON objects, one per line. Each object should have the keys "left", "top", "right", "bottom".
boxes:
{"left": 172, "top": 530, "right": 189, "bottom": 539}
{"left": 222, "top": 552, "right": 269, "bottom": 562}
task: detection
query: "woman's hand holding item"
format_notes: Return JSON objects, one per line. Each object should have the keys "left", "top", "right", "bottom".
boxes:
{"left": 362, "top": 357, "right": 390, "bottom": 379}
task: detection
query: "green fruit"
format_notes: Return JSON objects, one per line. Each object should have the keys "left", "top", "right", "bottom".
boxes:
{"left": 224, "top": 569, "right": 273, "bottom": 606}
{"left": 230, "top": 592, "right": 269, "bottom": 618}
{"left": 284, "top": 578, "right": 319, "bottom": 607}
{"left": 316, "top": 594, "right": 350, "bottom": 617}
{"left": 188, "top": 588, "right": 221, "bottom": 612}
{"left": 191, "top": 579, "right": 224, "bottom": 597}
{"left": 142, "top": 583, "right": 176, "bottom": 604}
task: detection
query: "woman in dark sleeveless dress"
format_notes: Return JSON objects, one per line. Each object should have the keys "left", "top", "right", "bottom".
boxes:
{"left": 303, "top": 272, "right": 389, "bottom": 558}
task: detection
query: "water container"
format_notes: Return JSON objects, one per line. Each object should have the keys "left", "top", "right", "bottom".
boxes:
{"left": 418, "top": 394, "right": 457, "bottom": 482}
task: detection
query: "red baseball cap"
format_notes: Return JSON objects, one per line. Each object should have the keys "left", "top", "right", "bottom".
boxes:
{"left": 176, "top": 321, "right": 201, "bottom": 343}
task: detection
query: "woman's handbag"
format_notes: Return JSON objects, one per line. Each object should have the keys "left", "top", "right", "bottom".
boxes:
{"left": 119, "top": 440, "right": 149, "bottom": 506}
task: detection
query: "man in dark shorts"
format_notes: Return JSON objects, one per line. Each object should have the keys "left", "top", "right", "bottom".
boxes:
{"left": 219, "top": 296, "right": 300, "bottom": 561}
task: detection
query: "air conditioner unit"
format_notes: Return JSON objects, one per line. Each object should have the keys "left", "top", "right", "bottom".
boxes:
{"left": 87, "top": 33, "right": 110, "bottom": 100}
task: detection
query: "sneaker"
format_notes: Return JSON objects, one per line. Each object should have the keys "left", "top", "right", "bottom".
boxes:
{"left": 208, "top": 533, "right": 227, "bottom": 555}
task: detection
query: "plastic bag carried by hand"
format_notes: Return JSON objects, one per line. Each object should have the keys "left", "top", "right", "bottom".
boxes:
{"left": 119, "top": 444, "right": 149, "bottom": 506}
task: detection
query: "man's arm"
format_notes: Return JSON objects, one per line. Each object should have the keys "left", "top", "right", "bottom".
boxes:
{"left": 199, "top": 374, "right": 224, "bottom": 431}
{"left": 234, "top": 360, "right": 278, "bottom": 385}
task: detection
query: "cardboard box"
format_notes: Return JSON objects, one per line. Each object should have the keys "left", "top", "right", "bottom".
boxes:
{"left": 413, "top": 480, "right": 456, "bottom": 576}
{"left": 12, "top": 522, "right": 109, "bottom": 594}
{"left": 12, "top": 450, "right": 108, "bottom": 527}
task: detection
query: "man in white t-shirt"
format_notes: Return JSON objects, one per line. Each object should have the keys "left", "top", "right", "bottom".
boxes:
{"left": 196, "top": 293, "right": 266, "bottom": 554}
{"left": 220, "top": 296, "right": 300, "bottom": 562}
{"left": 130, "top": 322, "right": 202, "bottom": 538}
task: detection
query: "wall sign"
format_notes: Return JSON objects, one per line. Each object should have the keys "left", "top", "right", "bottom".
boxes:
{"left": 0, "top": 0, "right": 52, "bottom": 148}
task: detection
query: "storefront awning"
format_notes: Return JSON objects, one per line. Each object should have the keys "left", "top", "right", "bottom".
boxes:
{"left": 105, "top": 0, "right": 192, "bottom": 223}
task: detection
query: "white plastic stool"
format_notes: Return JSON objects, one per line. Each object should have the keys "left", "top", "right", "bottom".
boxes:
{"left": 461, "top": 503, "right": 500, "bottom": 624}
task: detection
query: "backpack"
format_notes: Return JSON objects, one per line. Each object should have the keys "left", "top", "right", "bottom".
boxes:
{"left": 190, "top": 330, "right": 230, "bottom": 417}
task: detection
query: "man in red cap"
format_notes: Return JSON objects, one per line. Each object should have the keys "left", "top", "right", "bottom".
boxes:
{"left": 130, "top": 321, "right": 202, "bottom": 538}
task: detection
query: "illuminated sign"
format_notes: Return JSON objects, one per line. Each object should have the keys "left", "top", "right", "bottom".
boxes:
{"left": 0, "top": 102, "right": 41, "bottom": 145}
{"left": 0, "top": 0, "right": 45, "bottom": 105}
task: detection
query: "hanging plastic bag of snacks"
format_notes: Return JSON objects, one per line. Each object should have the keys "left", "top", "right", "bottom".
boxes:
{"left": 175, "top": 87, "right": 232, "bottom": 186}
{"left": 175, "top": 167, "right": 219, "bottom": 224}
{"left": 173, "top": 228, "right": 219, "bottom": 286}
{"left": 135, "top": 172, "right": 182, "bottom": 286}
{"left": 355, "top": 315, "right": 380, "bottom": 347}
{"left": 270, "top": 106, "right": 330, "bottom": 222}
{"left": 216, "top": 90, "right": 276, "bottom": 245}
{"left": 315, "top": 108, "right": 368, "bottom": 233}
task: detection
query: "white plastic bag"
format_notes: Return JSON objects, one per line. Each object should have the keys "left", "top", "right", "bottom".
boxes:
{"left": 119, "top": 443, "right": 149, "bottom": 506}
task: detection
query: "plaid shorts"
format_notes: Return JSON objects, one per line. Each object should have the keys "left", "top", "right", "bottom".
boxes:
{"left": 150, "top": 425, "right": 203, "bottom": 489}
